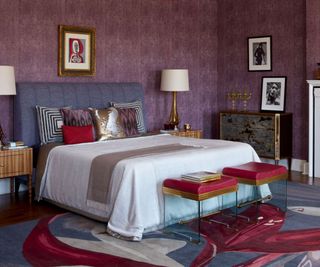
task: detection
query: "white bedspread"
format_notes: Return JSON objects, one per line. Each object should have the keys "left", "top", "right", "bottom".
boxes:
{"left": 39, "top": 134, "right": 267, "bottom": 240}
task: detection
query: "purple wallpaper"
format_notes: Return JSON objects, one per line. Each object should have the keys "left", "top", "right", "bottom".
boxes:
{"left": 0, "top": 0, "right": 317, "bottom": 161}
{"left": 0, "top": 0, "right": 218, "bottom": 140}
{"left": 217, "top": 0, "right": 307, "bottom": 160}
{"left": 306, "top": 0, "right": 320, "bottom": 79}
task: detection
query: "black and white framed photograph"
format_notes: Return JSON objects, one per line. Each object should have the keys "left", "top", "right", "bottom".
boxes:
{"left": 260, "top": 76, "right": 286, "bottom": 112}
{"left": 248, "top": 36, "right": 272, "bottom": 71}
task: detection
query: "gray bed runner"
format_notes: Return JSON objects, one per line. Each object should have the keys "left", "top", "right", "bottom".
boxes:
{"left": 87, "top": 143, "right": 201, "bottom": 205}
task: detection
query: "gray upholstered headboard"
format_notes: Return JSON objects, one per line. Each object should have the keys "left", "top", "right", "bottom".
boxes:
{"left": 14, "top": 82, "right": 146, "bottom": 148}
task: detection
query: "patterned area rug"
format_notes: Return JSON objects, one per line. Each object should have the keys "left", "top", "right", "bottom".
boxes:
{"left": 1, "top": 181, "right": 320, "bottom": 267}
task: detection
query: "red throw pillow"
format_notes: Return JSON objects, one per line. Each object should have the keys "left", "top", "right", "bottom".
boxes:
{"left": 62, "top": 125, "right": 94, "bottom": 145}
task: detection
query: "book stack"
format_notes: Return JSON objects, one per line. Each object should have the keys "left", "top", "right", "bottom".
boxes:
{"left": 181, "top": 171, "right": 221, "bottom": 183}
{"left": 2, "top": 141, "right": 27, "bottom": 150}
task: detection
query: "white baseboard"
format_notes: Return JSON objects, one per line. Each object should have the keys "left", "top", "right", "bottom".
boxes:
{"left": 259, "top": 158, "right": 306, "bottom": 173}
{"left": 0, "top": 180, "right": 10, "bottom": 195}
{"left": 0, "top": 179, "right": 27, "bottom": 195}
{"left": 302, "top": 162, "right": 309, "bottom": 175}
{"left": 292, "top": 159, "right": 308, "bottom": 173}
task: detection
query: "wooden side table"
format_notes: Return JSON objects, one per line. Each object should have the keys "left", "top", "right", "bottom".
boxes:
{"left": 0, "top": 147, "right": 33, "bottom": 203}
{"left": 168, "top": 129, "right": 203, "bottom": 139}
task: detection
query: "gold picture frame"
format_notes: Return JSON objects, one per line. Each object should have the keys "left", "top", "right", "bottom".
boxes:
{"left": 58, "top": 25, "right": 96, "bottom": 76}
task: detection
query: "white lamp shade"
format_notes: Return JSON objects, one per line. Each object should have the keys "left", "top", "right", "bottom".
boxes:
{"left": 160, "top": 69, "right": 189, "bottom": 92}
{"left": 0, "top": 66, "right": 16, "bottom": 95}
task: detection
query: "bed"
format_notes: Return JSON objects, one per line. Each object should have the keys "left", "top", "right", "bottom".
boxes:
{"left": 14, "top": 82, "right": 269, "bottom": 241}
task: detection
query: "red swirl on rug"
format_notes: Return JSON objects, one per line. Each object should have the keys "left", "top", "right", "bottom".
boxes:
{"left": 199, "top": 204, "right": 320, "bottom": 266}
{"left": 23, "top": 215, "right": 161, "bottom": 267}
{"left": 22, "top": 204, "right": 320, "bottom": 266}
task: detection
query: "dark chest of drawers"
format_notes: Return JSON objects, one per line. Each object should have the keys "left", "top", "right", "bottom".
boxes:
{"left": 220, "top": 111, "right": 292, "bottom": 163}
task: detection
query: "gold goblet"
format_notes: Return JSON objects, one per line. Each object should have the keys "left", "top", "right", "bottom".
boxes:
{"left": 227, "top": 91, "right": 240, "bottom": 111}
{"left": 239, "top": 90, "right": 252, "bottom": 111}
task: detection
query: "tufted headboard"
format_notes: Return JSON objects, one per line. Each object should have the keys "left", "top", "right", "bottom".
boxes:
{"left": 14, "top": 82, "right": 146, "bottom": 148}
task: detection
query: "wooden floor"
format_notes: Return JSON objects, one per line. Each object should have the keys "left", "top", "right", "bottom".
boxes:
{"left": 0, "top": 171, "right": 319, "bottom": 228}
{"left": 0, "top": 191, "right": 64, "bottom": 228}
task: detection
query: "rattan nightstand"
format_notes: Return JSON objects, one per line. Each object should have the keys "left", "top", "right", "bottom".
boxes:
{"left": 0, "top": 147, "right": 33, "bottom": 203}
{"left": 169, "top": 129, "right": 202, "bottom": 139}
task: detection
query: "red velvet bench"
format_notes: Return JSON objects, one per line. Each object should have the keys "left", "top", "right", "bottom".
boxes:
{"left": 222, "top": 162, "right": 288, "bottom": 215}
{"left": 162, "top": 175, "right": 238, "bottom": 243}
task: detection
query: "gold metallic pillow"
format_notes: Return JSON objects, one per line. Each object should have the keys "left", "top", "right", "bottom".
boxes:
{"left": 89, "top": 107, "right": 125, "bottom": 141}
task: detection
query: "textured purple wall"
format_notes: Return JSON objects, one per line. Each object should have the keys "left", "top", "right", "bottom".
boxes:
{"left": 306, "top": 0, "right": 320, "bottom": 79}
{"left": 0, "top": 0, "right": 315, "bottom": 161}
{"left": 0, "top": 0, "right": 218, "bottom": 140}
{"left": 217, "top": 0, "right": 307, "bottom": 160}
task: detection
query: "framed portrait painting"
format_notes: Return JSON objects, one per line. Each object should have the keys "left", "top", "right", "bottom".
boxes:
{"left": 248, "top": 36, "right": 272, "bottom": 71}
{"left": 58, "top": 25, "right": 96, "bottom": 76}
{"left": 260, "top": 76, "right": 286, "bottom": 112}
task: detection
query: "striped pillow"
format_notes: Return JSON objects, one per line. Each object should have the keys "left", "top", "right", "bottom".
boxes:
{"left": 110, "top": 100, "right": 146, "bottom": 133}
{"left": 36, "top": 106, "right": 68, "bottom": 144}
{"left": 61, "top": 108, "right": 93, "bottom": 126}
{"left": 117, "top": 108, "right": 139, "bottom": 136}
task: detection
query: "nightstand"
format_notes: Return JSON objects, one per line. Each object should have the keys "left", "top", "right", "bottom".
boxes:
{"left": 0, "top": 147, "right": 33, "bottom": 203}
{"left": 169, "top": 129, "right": 203, "bottom": 139}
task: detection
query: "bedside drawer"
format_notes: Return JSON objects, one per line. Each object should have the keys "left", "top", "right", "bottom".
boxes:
{"left": 0, "top": 149, "right": 32, "bottom": 178}
{"left": 0, "top": 153, "right": 24, "bottom": 177}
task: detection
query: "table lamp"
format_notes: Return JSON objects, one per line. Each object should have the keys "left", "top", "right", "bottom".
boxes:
{"left": 0, "top": 66, "right": 16, "bottom": 147}
{"left": 160, "top": 69, "right": 189, "bottom": 129}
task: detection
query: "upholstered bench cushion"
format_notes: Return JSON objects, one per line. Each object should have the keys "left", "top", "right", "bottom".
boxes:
{"left": 163, "top": 175, "right": 238, "bottom": 201}
{"left": 222, "top": 162, "right": 288, "bottom": 185}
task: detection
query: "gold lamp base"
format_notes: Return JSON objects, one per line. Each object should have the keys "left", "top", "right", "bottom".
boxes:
{"left": 168, "top": 91, "right": 179, "bottom": 129}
